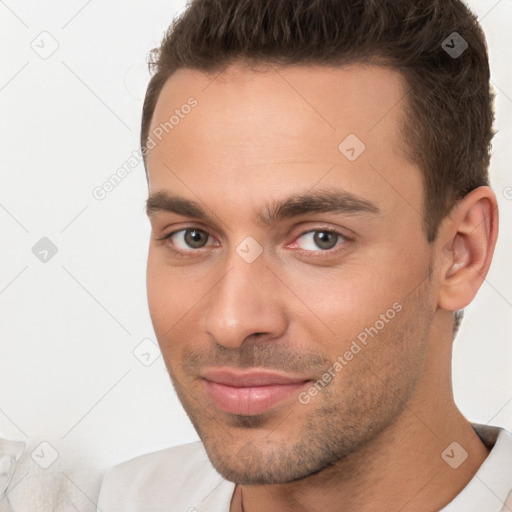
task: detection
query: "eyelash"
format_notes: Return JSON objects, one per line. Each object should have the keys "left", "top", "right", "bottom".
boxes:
{"left": 155, "top": 226, "right": 350, "bottom": 259}
{"left": 155, "top": 228, "right": 217, "bottom": 258}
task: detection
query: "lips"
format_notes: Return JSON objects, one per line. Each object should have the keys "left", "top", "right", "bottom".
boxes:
{"left": 201, "top": 368, "right": 310, "bottom": 416}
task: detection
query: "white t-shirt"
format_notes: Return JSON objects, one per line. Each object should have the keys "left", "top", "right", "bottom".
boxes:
{"left": 96, "top": 423, "right": 512, "bottom": 512}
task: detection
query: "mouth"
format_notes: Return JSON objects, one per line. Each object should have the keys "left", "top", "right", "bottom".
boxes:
{"left": 200, "top": 367, "right": 311, "bottom": 416}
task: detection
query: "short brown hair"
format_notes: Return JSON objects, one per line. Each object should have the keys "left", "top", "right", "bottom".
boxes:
{"left": 141, "top": 0, "right": 495, "bottom": 243}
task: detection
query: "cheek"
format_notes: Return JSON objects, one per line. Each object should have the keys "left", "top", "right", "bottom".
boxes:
{"left": 283, "top": 248, "right": 429, "bottom": 363}
{"left": 282, "top": 263, "right": 403, "bottom": 339}
{"left": 146, "top": 249, "right": 213, "bottom": 365}
{"left": 147, "top": 272, "right": 188, "bottom": 370}
{"left": 146, "top": 250, "right": 189, "bottom": 339}
{"left": 146, "top": 251, "right": 167, "bottom": 326}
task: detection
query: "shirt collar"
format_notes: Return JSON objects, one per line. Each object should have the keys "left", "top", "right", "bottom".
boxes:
{"left": 440, "top": 423, "right": 512, "bottom": 512}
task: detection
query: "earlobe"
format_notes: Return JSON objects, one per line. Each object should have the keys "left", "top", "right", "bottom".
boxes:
{"left": 437, "top": 186, "right": 499, "bottom": 312}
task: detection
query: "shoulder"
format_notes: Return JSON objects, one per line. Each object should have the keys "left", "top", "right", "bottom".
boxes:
{"left": 440, "top": 424, "right": 512, "bottom": 511}
{"left": 97, "top": 441, "right": 227, "bottom": 512}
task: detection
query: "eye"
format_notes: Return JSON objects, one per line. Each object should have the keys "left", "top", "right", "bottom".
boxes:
{"left": 162, "top": 228, "right": 214, "bottom": 250}
{"left": 294, "top": 229, "right": 347, "bottom": 251}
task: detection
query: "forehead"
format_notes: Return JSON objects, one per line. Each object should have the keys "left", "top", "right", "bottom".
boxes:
{"left": 146, "top": 63, "right": 422, "bottom": 225}
{"left": 149, "top": 63, "right": 409, "bottom": 151}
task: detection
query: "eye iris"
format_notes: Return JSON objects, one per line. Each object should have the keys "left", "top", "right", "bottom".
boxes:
{"left": 314, "top": 231, "right": 337, "bottom": 250}
{"left": 185, "top": 229, "right": 207, "bottom": 248}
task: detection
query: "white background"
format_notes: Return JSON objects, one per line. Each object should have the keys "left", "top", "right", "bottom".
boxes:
{"left": 1, "top": 0, "right": 511, "bottom": 509}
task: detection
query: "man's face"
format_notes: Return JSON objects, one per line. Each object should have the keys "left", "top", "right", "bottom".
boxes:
{"left": 145, "top": 63, "right": 438, "bottom": 484}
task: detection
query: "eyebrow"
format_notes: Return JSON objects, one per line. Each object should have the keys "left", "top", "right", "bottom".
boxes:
{"left": 145, "top": 188, "right": 380, "bottom": 226}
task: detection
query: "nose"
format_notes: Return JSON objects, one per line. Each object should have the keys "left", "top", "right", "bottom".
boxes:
{"left": 204, "top": 249, "right": 287, "bottom": 349}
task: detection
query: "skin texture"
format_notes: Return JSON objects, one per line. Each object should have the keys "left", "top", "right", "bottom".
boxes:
{"left": 145, "top": 63, "right": 498, "bottom": 512}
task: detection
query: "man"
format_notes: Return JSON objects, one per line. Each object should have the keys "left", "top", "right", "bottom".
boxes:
{"left": 97, "top": 0, "right": 512, "bottom": 510}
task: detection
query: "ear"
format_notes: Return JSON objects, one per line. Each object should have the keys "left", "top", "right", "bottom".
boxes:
{"left": 436, "top": 186, "right": 499, "bottom": 312}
